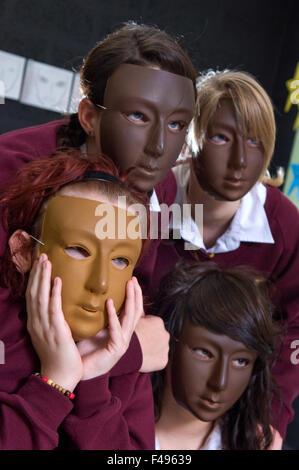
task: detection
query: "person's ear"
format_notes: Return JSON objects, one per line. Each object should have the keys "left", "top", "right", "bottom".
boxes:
{"left": 8, "top": 230, "right": 35, "bottom": 273}
{"left": 78, "top": 98, "right": 101, "bottom": 139}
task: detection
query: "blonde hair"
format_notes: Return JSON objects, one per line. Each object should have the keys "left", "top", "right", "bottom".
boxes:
{"left": 188, "top": 70, "right": 283, "bottom": 187}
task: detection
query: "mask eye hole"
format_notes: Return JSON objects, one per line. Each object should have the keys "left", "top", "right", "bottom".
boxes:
{"left": 111, "top": 257, "right": 129, "bottom": 270}
{"left": 232, "top": 358, "right": 251, "bottom": 368}
{"left": 168, "top": 120, "right": 187, "bottom": 132}
{"left": 65, "top": 246, "right": 90, "bottom": 259}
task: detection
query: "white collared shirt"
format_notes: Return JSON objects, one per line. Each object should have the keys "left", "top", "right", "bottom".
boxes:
{"left": 171, "top": 161, "right": 274, "bottom": 253}
{"left": 155, "top": 423, "right": 222, "bottom": 450}
{"left": 148, "top": 189, "right": 161, "bottom": 212}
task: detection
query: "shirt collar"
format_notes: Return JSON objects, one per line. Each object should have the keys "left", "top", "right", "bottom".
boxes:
{"left": 155, "top": 423, "right": 222, "bottom": 450}
{"left": 171, "top": 161, "right": 274, "bottom": 253}
{"left": 149, "top": 189, "right": 161, "bottom": 212}
{"left": 204, "top": 423, "right": 222, "bottom": 450}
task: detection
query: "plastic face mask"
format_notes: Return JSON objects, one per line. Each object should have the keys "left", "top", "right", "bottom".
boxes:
{"left": 171, "top": 322, "right": 257, "bottom": 422}
{"left": 99, "top": 64, "right": 195, "bottom": 192}
{"left": 38, "top": 195, "right": 142, "bottom": 341}
{"left": 194, "top": 98, "right": 264, "bottom": 201}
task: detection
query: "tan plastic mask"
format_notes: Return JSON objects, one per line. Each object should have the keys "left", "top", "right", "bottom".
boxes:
{"left": 38, "top": 195, "right": 142, "bottom": 341}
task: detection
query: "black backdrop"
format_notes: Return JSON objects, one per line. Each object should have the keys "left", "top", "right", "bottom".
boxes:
{"left": 0, "top": 0, "right": 298, "bottom": 449}
{"left": 0, "top": 0, "right": 298, "bottom": 173}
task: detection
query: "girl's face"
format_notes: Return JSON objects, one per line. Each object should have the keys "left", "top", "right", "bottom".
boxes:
{"left": 98, "top": 64, "right": 195, "bottom": 192}
{"left": 194, "top": 98, "right": 264, "bottom": 201}
{"left": 171, "top": 321, "right": 257, "bottom": 422}
{"left": 38, "top": 192, "right": 142, "bottom": 341}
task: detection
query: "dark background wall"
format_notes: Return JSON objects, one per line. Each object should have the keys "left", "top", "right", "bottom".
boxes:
{"left": 0, "top": 0, "right": 298, "bottom": 449}
{"left": 0, "top": 0, "right": 298, "bottom": 174}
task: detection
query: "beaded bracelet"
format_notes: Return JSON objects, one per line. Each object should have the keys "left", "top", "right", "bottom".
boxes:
{"left": 34, "top": 373, "right": 75, "bottom": 399}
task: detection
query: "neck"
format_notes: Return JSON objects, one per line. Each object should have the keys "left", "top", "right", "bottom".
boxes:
{"left": 86, "top": 136, "right": 97, "bottom": 154}
{"left": 156, "top": 368, "right": 214, "bottom": 450}
{"left": 187, "top": 160, "right": 241, "bottom": 248}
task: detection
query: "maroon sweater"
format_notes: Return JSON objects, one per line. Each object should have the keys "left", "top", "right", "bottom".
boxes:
{"left": 137, "top": 178, "right": 299, "bottom": 439}
{"left": 0, "top": 301, "right": 154, "bottom": 450}
{"left": 0, "top": 120, "right": 177, "bottom": 449}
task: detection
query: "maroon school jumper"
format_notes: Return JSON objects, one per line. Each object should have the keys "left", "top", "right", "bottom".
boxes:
{"left": 0, "top": 120, "right": 177, "bottom": 449}
{"left": 0, "top": 298, "right": 154, "bottom": 449}
{"left": 137, "top": 177, "right": 299, "bottom": 439}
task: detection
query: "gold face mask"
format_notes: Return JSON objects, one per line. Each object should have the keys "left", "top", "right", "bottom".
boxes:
{"left": 38, "top": 195, "right": 142, "bottom": 341}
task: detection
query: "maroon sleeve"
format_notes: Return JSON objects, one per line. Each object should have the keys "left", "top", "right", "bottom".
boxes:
{"left": 0, "top": 374, "right": 73, "bottom": 450}
{"left": 268, "top": 190, "right": 299, "bottom": 438}
{"left": 62, "top": 371, "right": 155, "bottom": 450}
{"left": 110, "top": 332, "right": 142, "bottom": 377}
{"left": 0, "top": 120, "right": 64, "bottom": 189}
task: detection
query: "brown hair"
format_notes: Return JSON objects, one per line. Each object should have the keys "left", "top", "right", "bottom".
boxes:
{"left": 58, "top": 22, "right": 197, "bottom": 148}
{"left": 187, "top": 70, "right": 283, "bottom": 187}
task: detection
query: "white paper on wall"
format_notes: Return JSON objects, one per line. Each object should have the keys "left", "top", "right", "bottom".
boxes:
{"left": 68, "top": 73, "right": 82, "bottom": 113}
{"left": 20, "top": 59, "right": 73, "bottom": 113}
{"left": 0, "top": 51, "right": 26, "bottom": 101}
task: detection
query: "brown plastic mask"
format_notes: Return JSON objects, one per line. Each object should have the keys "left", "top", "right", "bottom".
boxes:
{"left": 38, "top": 196, "right": 142, "bottom": 341}
{"left": 171, "top": 322, "right": 257, "bottom": 422}
{"left": 194, "top": 98, "right": 264, "bottom": 201}
{"left": 99, "top": 64, "right": 195, "bottom": 192}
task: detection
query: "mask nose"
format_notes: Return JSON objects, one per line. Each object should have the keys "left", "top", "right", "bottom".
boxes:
{"left": 229, "top": 138, "right": 247, "bottom": 170}
{"left": 144, "top": 121, "right": 165, "bottom": 158}
{"left": 85, "top": 256, "right": 108, "bottom": 295}
{"left": 207, "top": 357, "right": 229, "bottom": 392}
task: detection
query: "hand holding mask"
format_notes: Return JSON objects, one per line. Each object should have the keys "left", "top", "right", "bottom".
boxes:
{"left": 77, "top": 276, "right": 144, "bottom": 380}
{"left": 26, "top": 253, "right": 83, "bottom": 392}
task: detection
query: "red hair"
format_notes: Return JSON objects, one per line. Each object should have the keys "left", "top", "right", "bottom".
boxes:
{"left": 0, "top": 149, "right": 150, "bottom": 298}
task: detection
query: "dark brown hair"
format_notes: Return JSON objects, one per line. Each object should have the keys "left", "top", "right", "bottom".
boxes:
{"left": 57, "top": 22, "right": 197, "bottom": 148}
{"left": 152, "top": 260, "right": 281, "bottom": 450}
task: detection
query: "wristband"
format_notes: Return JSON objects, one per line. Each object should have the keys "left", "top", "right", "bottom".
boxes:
{"left": 34, "top": 372, "right": 75, "bottom": 399}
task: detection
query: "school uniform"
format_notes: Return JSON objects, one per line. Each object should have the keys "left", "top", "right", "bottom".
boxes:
{"left": 0, "top": 121, "right": 177, "bottom": 449}
{"left": 137, "top": 161, "right": 299, "bottom": 439}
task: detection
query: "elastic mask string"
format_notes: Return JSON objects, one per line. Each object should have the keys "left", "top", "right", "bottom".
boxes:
{"left": 29, "top": 235, "right": 45, "bottom": 246}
